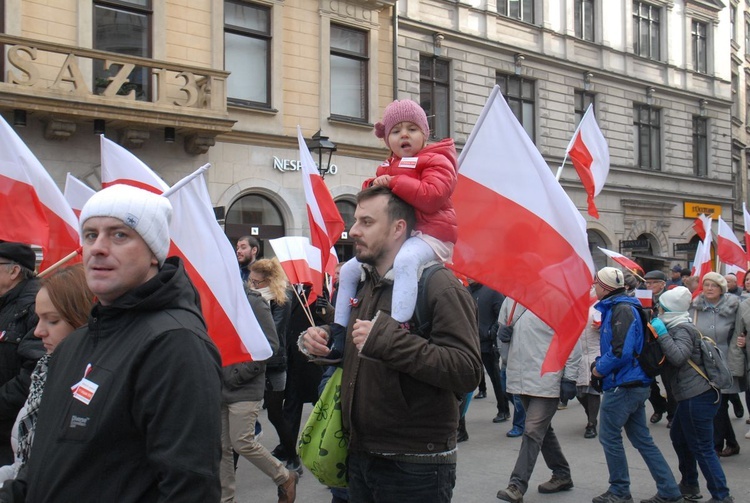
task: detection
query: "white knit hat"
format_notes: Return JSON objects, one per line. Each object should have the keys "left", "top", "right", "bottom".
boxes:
{"left": 80, "top": 184, "right": 172, "bottom": 266}
{"left": 596, "top": 267, "right": 624, "bottom": 291}
{"left": 659, "top": 286, "right": 692, "bottom": 313}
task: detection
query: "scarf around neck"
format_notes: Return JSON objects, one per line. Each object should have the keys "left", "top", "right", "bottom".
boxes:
{"left": 660, "top": 311, "right": 691, "bottom": 329}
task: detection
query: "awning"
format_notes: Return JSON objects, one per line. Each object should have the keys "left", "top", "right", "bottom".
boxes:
{"left": 632, "top": 254, "right": 682, "bottom": 262}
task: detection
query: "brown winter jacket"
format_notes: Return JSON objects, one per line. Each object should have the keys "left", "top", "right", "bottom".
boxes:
{"left": 340, "top": 264, "right": 481, "bottom": 455}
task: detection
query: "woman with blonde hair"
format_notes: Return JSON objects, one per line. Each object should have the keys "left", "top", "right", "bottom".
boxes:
{"left": 0, "top": 264, "right": 93, "bottom": 481}
{"left": 249, "top": 259, "right": 299, "bottom": 473}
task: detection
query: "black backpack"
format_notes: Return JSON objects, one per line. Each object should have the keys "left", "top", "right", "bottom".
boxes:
{"left": 412, "top": 263, "right": 444, "bottom": 337}
{"left": 634, "top": 306, "right": 666, "bottom": 377}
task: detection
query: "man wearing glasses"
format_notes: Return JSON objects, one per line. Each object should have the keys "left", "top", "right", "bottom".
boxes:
{"left": 0, "top": 242, "right": 44, "bottom": 465}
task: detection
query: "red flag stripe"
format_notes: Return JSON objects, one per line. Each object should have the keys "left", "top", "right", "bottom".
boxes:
{"left": 568, "top": 132, "right": 598, "bottom": 218}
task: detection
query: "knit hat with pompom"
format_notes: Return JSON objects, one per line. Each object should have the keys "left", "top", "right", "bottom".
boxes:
{"left": 374, "top": 100, "right": 430, "bottom": 149}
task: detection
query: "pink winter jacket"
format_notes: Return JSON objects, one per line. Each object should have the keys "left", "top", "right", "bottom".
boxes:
{"left": 363, "top": 138, "right": 458, "bottom": 244}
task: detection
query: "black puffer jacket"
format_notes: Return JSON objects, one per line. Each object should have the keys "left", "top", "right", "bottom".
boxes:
{"left": 22, "top": 258, "right": 222, "bottom": 503}
{"left": 0, "top": 278, "right": 43, "bottom": 464}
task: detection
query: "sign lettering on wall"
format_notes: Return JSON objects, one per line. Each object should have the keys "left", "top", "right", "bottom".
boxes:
{"left": 272, "top": 156, "right": 337, "bottom": 175}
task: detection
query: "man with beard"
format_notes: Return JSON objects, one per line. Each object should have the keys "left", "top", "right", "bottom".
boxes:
{"left": 301, "top": 186, "right": 481, "bottom": 502}
{"left": 236, "top": 236, "right": 260, "bottom": 283}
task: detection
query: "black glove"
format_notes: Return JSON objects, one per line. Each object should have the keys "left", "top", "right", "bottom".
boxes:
{"left": 560, "top": 378, "right": 577, "bottom": 401}
{"left": 589, "top": 361, "right": 603, "bottom": 393}
{"left": 315, "top": 296, "right": 332, "bottom": 316}
{"left": 498, "top": 325, "right": 514, "bottom": 343}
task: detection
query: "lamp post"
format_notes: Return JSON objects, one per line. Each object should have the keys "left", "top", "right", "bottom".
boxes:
{"left": 306, "top": 130, "right": 337, "bottom": 179}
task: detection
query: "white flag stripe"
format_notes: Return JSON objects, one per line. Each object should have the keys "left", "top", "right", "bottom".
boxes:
{"left": 458, "top": 86, "right": 592, "bottom": 270}
{"left": 297, "top": 127, "right": 327, "bottom": 234}
{"left": 64, "top": 173, "right": 95, "bottom": 213}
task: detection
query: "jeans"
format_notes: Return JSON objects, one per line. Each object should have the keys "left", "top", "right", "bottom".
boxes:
{"left": 508, "top": 396, "right": 570, "bottom": 494}
{"left": 671, "top": 389, "right": 730, "bottom": 501}
{"left": 348, "top": 451, "right": 456, "bottom": 503}
{"left": 501, "top": 369, "right": 526, "bottom": 430}
{"left": 599, "top": 385, "right": 681, "bottom": 499}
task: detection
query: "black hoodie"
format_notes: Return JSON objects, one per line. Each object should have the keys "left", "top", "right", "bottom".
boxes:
{"left": 22, "top": 258, "right": 222, "bottom": 503}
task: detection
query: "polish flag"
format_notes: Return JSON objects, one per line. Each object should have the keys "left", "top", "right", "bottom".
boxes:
{"left": 692, "top": 214, "right": 713, "bottom": 241}
{"left": 0, "top": 115, "right": 80, "bottom": 271}
{"left": 691, "top": 225, "right": 714, "bottom": 298}
{"left": 597, "top": 247, "right": 644, "bottom": 275}
{"left": 717, "top": 216, "right": 746, "bottom": 269}
{"left": 269, "top": 236, "right": 323, "bottom": 303}
{"left": 99, "top": 137, "right": 271, "bottom": 366}
{"left": 743, "top": 202, "right": 750, "bottom": 265}
{"left": 725, "top": 263, "right": 746, "bottom": 287}
{"left": 635, "top": 289, "right": 653, "bottom": 309}
{"left": 64, "top": 173, "right": 95, "bottom": 217}
{"left": 451, "top": 85, "right": 595, "bottom": 373}
{"left": 297, "top": 127, "right": 344, "bottom": 283}
{"left": 565, "top": 104, "right": 610, "bottom": 218}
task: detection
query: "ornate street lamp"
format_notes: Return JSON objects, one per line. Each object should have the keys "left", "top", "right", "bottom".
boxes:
{"left": 306, "top": 130, "right": 337, "bottom": 178}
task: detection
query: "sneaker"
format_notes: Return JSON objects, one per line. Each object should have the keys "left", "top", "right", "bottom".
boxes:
{"left": 585, "top": 423, "right": 597, "bottom": 439}
{"left": 538, "top": 475, "right": 573, "bottom": 494}
{"left": 493, "top": 413, "right": 510, "bottom": 423}
{"left": 678, "top": 482, "right": 702, "bottom": 501}
{"left": 506, "top": 426, "right": 524, "bottom": 438}
{"left": 593, "top": 491, "right": 634, "bottom": 503}
{"left": 286, "top": 456, "right": 304, "bottom": 477}
{"left": 640, "top": 494, "right": 686, "bottom": 503}
{"left": 650, "top": 412, "right": 664, "bottom": 424}
{"left": 277, "top": 471, "right": 299, "bottom": 503}
{"left": 497, "top": 485, "right": 523, "bottom": 502}
{"left": 745, "top": 429, "right": 750, "bottom": 439}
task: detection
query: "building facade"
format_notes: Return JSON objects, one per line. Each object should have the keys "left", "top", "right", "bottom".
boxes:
{"left": 0, "top": 0, "right": 744, "bottom": 272}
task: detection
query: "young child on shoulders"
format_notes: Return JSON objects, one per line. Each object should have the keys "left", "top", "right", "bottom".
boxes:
{"left": 328, "top": 99, "right": 459, "bottom": 359}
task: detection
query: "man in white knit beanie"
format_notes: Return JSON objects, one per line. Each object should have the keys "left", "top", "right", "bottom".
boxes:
{"left": 13, "top": 184, "right": 224, "bottom": 503}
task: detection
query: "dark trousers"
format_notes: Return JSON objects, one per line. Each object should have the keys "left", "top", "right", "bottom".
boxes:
{"left": 578, "top": 392, "right": 601, "bottom": 427}
{"left": 481, "top": 350, "right": 508, "bottom": 415}
{"left": 649, "top": 379, "right": 676, "bottom": 419}
{"left": 509, "top": 395, "right": 570, "bottom": 494}
{"left": 348, "top": 451, "right": 456, "bottom": 503}
{"left": 713, "top": 394, "right": 738, "bottom": 450}
{"left": 264, "top": 389, "right": 297, "bottom": 460}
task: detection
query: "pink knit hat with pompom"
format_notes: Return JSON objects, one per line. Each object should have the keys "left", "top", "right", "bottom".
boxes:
{"left": 374, "top": 100, "right": 430, "bottom": 148}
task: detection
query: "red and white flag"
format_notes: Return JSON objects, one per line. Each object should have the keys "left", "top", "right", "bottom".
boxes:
{"left": 743, "top": 202, "right": 750, "bottom": 265}
{"left": 597, "top": 247, "right": 644, "bottom": 275}
{"left": 451, "top": 85, "right": 595, "bottom": 374}
{"left": 635, "top": 289, "right": 653, "bottom": 309}
{"left": 100, "top": 137, "right": 271, "bottom": 366}
{"left": 693, "top": 213, "right": 713, "bottom": 241}
{"left": 297, "top": 127, "right": 344, "bottom": 283}
{"left": 691, "top": 224, "right": 714, "bottom": 298}
{"left": 64, "top": 173, "right": 95, "bottom": 217}
{"left": 0, "top": 115, "right": 80, "bottom": 270}
{"left": 725, "top": 263, "right": 746, "bottom": 287}
{"left": 565, "top": 104, "right": 610, "bottom": 218}
{"left": 269, "top": 236, "right": 323, "bottom": 303}
{"left": 717, "top": 216, "right": 746, "bottom": 270}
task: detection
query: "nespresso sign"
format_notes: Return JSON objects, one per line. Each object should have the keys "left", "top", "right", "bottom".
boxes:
{"left": 272, "top": 157, "right": 338, "bottom": 175}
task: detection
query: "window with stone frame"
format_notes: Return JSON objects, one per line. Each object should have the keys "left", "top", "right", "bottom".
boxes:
{"left": 575, "top": 0, "right": 594, "bottom": 41}
{"left": 732, "top": 66, "right": 740, "bottom": 120}
{"left": 633, "top": 104, "right": 661, "bottom": 170}
{"left": 93, "top": 0, "right": 152, "bottom": 101}
{"left": 691, "top": 20, "right": 707, "bottom": 73}
{"left": 224, "top": 0, "right": 271, "bottom": 107}
{"left": 419, "top": 55, "right": 450, "bottom": 140}
{"left": 745, "top": 17, "right": 750, "bottom": 57}
{"left": 633, "top": 1, "right": 661, "bottom": 60}
{"left": 498, "top": 0, "right": 533, "bottom": 24}
{"left": 574, "top": 90, "right": 596, "bottom": 125}
{"left": 497, "top": 73, "right": 535, "bottom": 142}
{"left": 330, "top": 24, "right": 368, "bottom": 121}
{"left": 693, "top": 116, "right": 708, "bottom": 177}
{"left": 746, "top": 77, "right": 750, "bottom": 126}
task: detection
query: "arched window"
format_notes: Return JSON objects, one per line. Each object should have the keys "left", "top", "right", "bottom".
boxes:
{"left": 225, "top": 194, "right": 285, "bottom": 258}
{"left": 587, "top": 229, "right": 609, "bottom": 271}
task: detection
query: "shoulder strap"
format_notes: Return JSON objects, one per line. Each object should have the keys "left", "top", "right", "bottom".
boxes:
{"left": 413, "top": 264, "right": 444, "bottom": 337}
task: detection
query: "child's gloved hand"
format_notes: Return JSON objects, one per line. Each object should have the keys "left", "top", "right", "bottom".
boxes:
{"left": 650, "top": 318, "right": 668, "bottom": 337}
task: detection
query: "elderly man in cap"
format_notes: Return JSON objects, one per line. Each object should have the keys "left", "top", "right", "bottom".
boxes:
{"left": 642, "top": 270, "right": 673, "bottom": 425}
{"left": 591, "top": 267, "right": 684, "bottom": 503}
{"left": 0, "top": 242, "right": 44, "bottom": 465}
{"left": 9, "top": 184, "right": 224, "bottom": 503}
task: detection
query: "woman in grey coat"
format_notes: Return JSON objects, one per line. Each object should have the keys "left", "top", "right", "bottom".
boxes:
{"left": 654, "top": 287, "right": 734, "bottom": 503}
{"left": 689, "top": 272, "right": 741, "bottom": 457}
